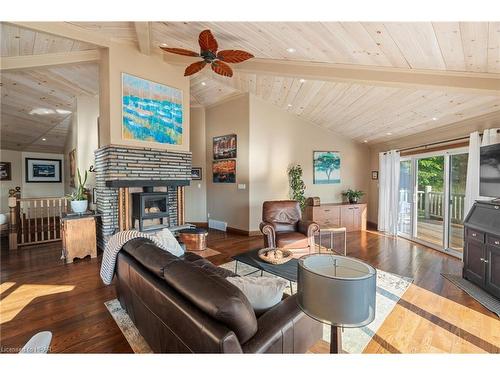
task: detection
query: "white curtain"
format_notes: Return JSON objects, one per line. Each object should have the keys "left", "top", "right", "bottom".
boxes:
{"left": 482, "top": 128, "right": 500, "bottom": 146}
{"left": 464, "top": 131, "right": 481, "bottom": 216}
{"left": 378, "top": 150, "right": 400, "bottom": 235}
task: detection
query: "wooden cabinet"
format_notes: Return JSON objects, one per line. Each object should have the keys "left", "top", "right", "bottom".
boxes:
{"left": 61, "top": 215, "right": 97, "bottom": 264}
{"left": 463, "top": 201, "right": 500, "bottom": 299}
{"left": 304, "top": 203, "right": 366, "bottom": 232}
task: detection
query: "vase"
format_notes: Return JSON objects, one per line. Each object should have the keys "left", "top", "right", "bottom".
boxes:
{"left": 71, "top": 200, "right": 88, "bottom": 214}
{"left": 348, "top": 197, "right": 358, "bottom": 204}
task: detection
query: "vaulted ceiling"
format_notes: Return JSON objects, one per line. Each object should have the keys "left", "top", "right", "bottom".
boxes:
{"left": 1, "top": 22, "right": 499, "bottom": 152}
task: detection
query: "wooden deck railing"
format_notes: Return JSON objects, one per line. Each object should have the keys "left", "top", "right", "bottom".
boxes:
{"left": 9, "top": 194, "right": 68, "bottom": 249}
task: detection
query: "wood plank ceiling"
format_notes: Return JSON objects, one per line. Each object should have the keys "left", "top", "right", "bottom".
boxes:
{"left": 68, "top": 21, "right": 500, "bottom": 144}
{"left": 0, "top": 23, "right": 99, "bottom": 153}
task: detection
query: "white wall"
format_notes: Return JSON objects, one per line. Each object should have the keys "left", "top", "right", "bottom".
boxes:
{"left": 185, "top": 107, "right": 207, "bottom": 223}
{"left": 248, "top": 95, "right": 370, "bottom": 231}
{"left": 0, "top": 149, "right": 65, "bottom": 213}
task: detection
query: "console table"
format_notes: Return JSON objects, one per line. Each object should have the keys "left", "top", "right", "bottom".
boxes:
{"left": 61, "top": 213, "right": 100, "bottom": 263}
{"left": 463, "top": 200, "right": 500, "bottom": 299}
{"left": 304, "top": 202, "right": 367, "bottom": 232}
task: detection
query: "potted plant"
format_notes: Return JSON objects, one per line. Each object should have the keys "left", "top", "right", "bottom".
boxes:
{"left": 342, "top": 189, "right": 365, "bottom": 204}
{"left": 288, "top": 164, "right": 306, "bottom": 211}
{"left": 67, "top": 168, "right": 89, "bottom": 214}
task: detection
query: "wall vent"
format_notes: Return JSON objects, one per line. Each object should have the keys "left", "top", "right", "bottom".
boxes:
{"left": 208, "top": 219, "right": 227, "bottom": 231}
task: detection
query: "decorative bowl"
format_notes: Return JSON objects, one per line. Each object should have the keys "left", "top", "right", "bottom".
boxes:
{"left": 258, "top": 247, "right": 293, "bottom": 264}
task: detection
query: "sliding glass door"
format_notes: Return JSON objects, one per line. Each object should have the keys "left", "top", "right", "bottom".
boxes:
{"left": 398, "top": 148, "right": 468, "bottom": 258}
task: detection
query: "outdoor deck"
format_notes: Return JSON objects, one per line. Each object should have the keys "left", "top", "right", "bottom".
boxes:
{"left": 400, "top": 218, "right": 464, "bottom": 252}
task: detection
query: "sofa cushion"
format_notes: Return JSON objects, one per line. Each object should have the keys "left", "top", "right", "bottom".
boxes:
{"left": 122, "top": 238, "right": 178, "bottom": 279}
{"left": 275, "top": 232, "right": 309, "bottom": 249}
{"left": 181, "top": 252, "right": 237, "bottom": 278}
{"left": 162, "top": 259, "right": 258, "bottom": 344}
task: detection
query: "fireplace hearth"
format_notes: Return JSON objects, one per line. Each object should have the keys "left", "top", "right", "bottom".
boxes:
{"left": 132, "top": 188, "right": 170, "bottom": 231}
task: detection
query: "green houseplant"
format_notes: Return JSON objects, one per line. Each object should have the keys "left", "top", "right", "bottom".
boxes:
{"left": 342, "top": 189, "right": 365, "bottom": 204}
{"left": 288, "top": 164, "right": 306, "bottom": 211}
{"left": 67, "top": 168, "right": 89, "bottom": 214}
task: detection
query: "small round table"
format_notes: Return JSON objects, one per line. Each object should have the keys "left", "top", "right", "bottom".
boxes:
{"left": 178, "top": 228, "right": 208, "bottom": 251}
{"left": 317, "top": 227, "right": 347, "bottom": 255}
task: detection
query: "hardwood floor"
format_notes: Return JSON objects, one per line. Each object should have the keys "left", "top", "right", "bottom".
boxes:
{"left": 0, "top": 229, "right": 499, "bottom": 353}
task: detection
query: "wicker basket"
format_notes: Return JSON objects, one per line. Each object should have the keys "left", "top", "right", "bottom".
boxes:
{"left": 258, "top": 248, "right": 293, "bottom": 264}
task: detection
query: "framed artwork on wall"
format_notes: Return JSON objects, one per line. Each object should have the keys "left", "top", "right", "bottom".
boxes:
{"left": 371, "top": 171, "right": 379, "bottom": 180}
{"left": 122, "top": 72, "right": 183, "bottom": 145}
{"left": 69, "top": 148, "right": 76, "bottom": 187}
{"left": 191, "top": 167, "right": 202, "bottom": 180}
{"left": 25, "top": 158, "right": 62, "bottom": 183}
{"left": 313, "top": 151, "right": 341, "bottom": 184}
{"left": 0, "top": 162, "right": 12, "bottom": 181}
{"left": 213, "top": 134, "right": 237, "bottom": 160}
{"left": 213, "top": 160, "right": 236, "bottom": 183}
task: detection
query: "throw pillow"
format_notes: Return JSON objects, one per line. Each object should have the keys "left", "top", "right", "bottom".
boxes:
{"left": 226, "top": 276, "right": 288, "bottom": 313}
{"left": 152, "top": 228, "right": 184, "bottom": 257}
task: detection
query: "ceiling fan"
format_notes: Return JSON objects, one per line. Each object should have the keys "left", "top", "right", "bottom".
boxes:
{"left": 159, "top": 29, "right": 254, "bottom": 77}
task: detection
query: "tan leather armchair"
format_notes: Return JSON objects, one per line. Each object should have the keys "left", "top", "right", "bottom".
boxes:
{"left": 259, "top": 200, "right": 319, "bottom": 253}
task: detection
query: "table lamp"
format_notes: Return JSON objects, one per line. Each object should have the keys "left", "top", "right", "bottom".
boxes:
{"left": 297, "top": 254, "right": 376, "bottom": 353}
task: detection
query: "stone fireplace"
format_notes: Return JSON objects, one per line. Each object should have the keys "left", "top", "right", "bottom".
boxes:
{"left": 94, "top": 145, "right": 192, "bottom": 248}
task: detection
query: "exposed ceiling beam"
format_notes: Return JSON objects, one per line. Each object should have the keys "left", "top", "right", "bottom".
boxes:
{"left": 7, "top": 21, "right": 113, "bottom": 47}
{"left": 134, "top": 22, "right": 152, "bottom": 55}
{"left": 164, "top": 54, "right": 500, "bottom": 96}
{"left": 0, "top": 50, "right": 100, "bottom": 71}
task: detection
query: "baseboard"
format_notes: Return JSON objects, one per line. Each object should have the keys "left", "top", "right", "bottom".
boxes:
{"left": 227, "top": 226, "right": 261, "bottom": 237}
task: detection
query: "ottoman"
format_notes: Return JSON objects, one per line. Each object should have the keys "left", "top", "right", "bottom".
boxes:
{"left": 178, "top": 228, "right": 208, "bottom": 251}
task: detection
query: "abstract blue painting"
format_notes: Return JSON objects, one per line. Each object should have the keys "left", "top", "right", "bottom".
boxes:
{"left": 122, "top": 73, "right": 183, "bottom": 145}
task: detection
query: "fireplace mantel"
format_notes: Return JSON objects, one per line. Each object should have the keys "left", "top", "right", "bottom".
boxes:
{"left": 106, "top": 179, "right": 190, "bottom": 188}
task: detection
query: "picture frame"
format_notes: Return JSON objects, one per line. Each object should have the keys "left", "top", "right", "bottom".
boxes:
{"left": 313, "top": 151, "right": 341, "bottom": 184}
{"left": 371, "top": 171, "right": 379, "bottom": 180}
{"left": 0, "top": 161, "right": 12, "bottom": 181}
{"left": 122, "top": 72, "right": 184, "bottom": 146}
{"left": 213, "top": 134, "right": 237, "bottom": 160}
{"left": 213, "top": 160, "right": 236, "bottom": 183}
{"left": 191, "top": 167, "right": 202, "bottom": 180}
{"left": 25, "top": 158, "right": 62, "bottom": 183}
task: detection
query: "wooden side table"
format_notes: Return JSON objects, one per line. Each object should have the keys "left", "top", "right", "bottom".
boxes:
{"left": 61, "top": 213, "right": 99, "bottom": 263}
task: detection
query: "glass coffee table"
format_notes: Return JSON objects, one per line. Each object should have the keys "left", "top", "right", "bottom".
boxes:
{"left": 232, "top": 248, "right": 299, "bottom": 293}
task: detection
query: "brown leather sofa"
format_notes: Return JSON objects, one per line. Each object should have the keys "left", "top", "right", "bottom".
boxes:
{"left": 115, "top": 237, "right": 323, "bottom": 353}
{"left": 260, "top": 200, "right": 319, "bottom": 253}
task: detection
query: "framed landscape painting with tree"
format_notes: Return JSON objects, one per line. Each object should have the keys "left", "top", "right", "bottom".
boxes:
{"left": 313, "top": 151, "right": 340, "bottom": 184}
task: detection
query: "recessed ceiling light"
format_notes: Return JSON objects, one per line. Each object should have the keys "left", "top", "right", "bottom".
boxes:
{"left": 42, "top": 138, "right": 47, "bottom": 141}
{"left": 286, "top": 47, "right": 296, "bottom": 53}
{"left": 299, "top": 78, "right": 306, "bottom": 83}
{"left": 287, "top": 104, "right": 293, "bottom": 108}
{"left": 432, "top": 117, "right": 438, "bottom": 121}
{"left": 201, "top": 82, "right": 206, "bottom": 86}
{"left": 29, "top": 108, "right": 55, "bottom": 115}
{"left": 160, "top": 43, "right": 168, "bottom": 47}
{"left": 56, "top": 109, "right": 72, "bottom": 115}
{"left": 386, "top": 132, "right": 392, "bottom": 136}
{"left": 363, "top": 140, "right": 368, "bottom": 143}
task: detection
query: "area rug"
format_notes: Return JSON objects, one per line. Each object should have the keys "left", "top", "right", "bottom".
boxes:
{"left": 104, "top": 300, "right": 153, "bottom": 353}
{"left": 220, "top": 261, "right": 413, "bottom": 354}
{"left": 105, "top": 262, "right": 412, "bottom": 354}
{"left": 441, "top": 274, "right": 500, "bottom": 317}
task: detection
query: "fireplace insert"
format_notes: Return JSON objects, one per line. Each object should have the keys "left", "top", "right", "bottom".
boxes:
{"left": 132, "top": 188, "right": 170, "bottom": 231}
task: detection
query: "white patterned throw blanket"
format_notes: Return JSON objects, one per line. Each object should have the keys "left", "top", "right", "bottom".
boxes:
{"left": 100, "top": 229, "right": 184, "bottom": 285}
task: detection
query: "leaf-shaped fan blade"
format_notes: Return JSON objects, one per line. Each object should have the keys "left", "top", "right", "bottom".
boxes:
{"left": 198, "top": 29, "right": 218, "bottom": 54}
{"left": 160, "top": 47, "right": 200, "bottom": 57}
{"left": 216, "top": 50, "right": 254, "bottom": 63}
{"left": 184, "top": 61, "right": 207, "bottom": 76}
{"left": 211, "top": 60, "right": 233, "bottom": 77}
